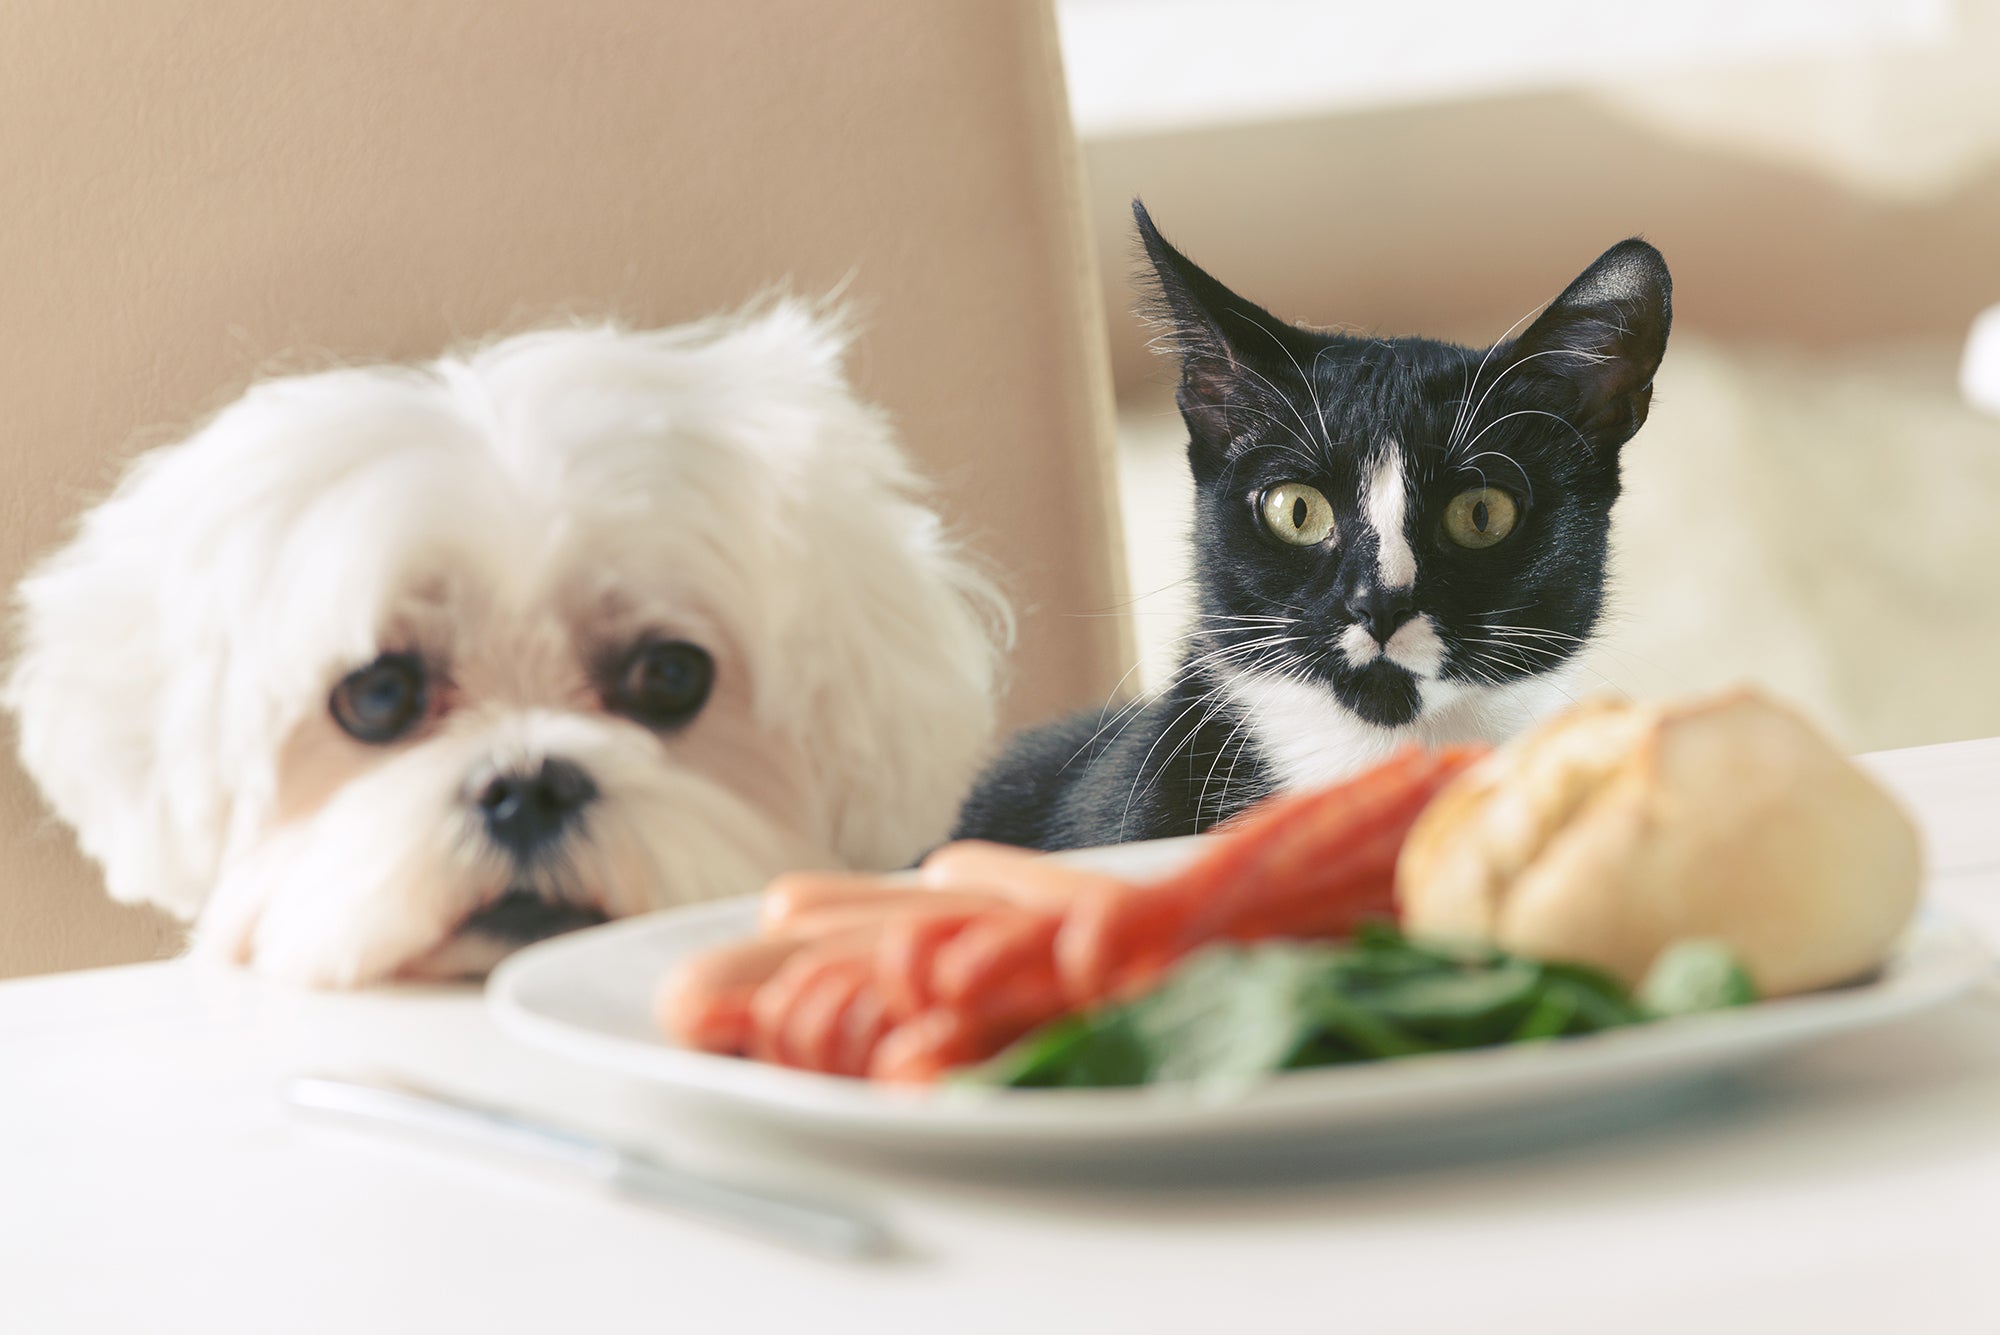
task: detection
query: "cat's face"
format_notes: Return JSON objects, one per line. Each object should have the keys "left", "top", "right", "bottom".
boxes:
{"left": 1137, "top": 203, "right": 1672, "bottom": 731}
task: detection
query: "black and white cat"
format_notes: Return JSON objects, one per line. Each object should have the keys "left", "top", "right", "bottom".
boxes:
{"left": 954, "top": 202, "right": 1672, "bottom": 850}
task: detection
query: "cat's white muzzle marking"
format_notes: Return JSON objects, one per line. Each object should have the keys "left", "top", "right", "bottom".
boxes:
{"left": 1339, "top": 612, "right": 1443, "bottom": 678}
{"left": 1383, "top": 615, "right": 1444, "bottom": 676}
{"left": 1338, "top": 623, "right": 1381, "bottom": 667}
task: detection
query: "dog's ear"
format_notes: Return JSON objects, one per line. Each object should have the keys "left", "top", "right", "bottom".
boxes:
{"left": 6, "top": 449, "right": 238, "bottom": 920}
{"left": 719, "top": 301, "right": 1009, "bottom": 867}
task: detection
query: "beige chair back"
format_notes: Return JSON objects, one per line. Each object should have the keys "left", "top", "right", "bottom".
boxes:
{"left": 0, "top": 0, "right": 1128, "bottom": 977}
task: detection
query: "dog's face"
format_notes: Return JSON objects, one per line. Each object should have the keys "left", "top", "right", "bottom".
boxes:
{"left": 6, "top": 305, "right": 1005, "bottom": 986}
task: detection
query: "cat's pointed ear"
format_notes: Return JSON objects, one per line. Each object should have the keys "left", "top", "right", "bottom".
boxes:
{"left": 1505, "top": 238, "right": 1672, "bottom": 448}
{"left": 1133, "top": 200, "right": 1309, "bottom": 462}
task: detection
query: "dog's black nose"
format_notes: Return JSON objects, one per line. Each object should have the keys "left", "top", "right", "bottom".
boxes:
{"left": 1346, "top": 585, "right": 1416, "bottom": 644}
{"left": 478, "top": 758, "right": 597, "bottom": 855}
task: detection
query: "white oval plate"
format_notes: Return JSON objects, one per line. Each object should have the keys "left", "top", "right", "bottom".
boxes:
{"left": 488, "top": 841, "right": 1990, "bottom": 1156}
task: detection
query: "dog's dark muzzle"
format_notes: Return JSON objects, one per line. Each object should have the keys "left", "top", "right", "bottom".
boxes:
{"left": 457, "top": 888, "right": 609, "bottom": 944}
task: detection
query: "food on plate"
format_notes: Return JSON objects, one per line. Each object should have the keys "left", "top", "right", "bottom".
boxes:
{"left": 656, "top": 746, "right": 1485, "bottom": 1081}
{"left": 1395, "top": 687, "right": 1923, "bottom": 998}
{"left": 657, "top": 684, "right": 1922, "bottom": 1088}
{"left": 965, "top": 927, "right": 1754, "bottom": 1090}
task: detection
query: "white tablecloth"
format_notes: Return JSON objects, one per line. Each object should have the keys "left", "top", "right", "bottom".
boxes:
{"left": 5, "top": 738, "right": 1997, "bottom": 1334}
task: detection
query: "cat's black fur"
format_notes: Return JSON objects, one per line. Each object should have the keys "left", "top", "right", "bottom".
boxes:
{"left": 954, "top": 202, "right": 1671, "bottom": 850}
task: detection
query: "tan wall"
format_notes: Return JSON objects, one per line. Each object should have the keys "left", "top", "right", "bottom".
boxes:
{"left": 1084, "top": 90, "right": 2000, "bottom": 391}
{"left": 0, "top": 0, "right": 1128, "bottom": 978}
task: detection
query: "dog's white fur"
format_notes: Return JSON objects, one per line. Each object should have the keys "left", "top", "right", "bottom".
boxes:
{"left": 5, "top": 301, "right": 1007, "bottom": 986}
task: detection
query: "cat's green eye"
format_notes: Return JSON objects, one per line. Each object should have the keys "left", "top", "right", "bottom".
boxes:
{"left": 1442, "top": 487, "right": 1519, "bottom": 549}
{"left": 1259, "top": 482, "right": 1337, "bottom": 547}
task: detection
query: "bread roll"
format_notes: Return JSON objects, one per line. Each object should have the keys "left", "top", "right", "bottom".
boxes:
{"left": 1395, "top": 688, "right": 1922, "bottom": 996}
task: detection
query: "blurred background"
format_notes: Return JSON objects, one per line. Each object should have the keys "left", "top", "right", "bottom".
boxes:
{"left": 1059, "top": 0, "right": 2000, "bottom": 752}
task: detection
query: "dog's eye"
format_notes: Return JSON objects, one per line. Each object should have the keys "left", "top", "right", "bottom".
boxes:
{"left": 329, "top": 653, "right": 428, "bottom": 744}
{"left": 609, "top": 640, "right": 714, "bottom": 728}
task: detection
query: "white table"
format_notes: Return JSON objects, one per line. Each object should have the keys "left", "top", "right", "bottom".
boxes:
{"left": 7, "top": 739, "right": 1999, "bottom": 1335}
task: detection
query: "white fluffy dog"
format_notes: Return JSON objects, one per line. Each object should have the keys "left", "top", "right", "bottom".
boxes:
{"left": 6, "top": 302, "right": 1007, "bottom": 986}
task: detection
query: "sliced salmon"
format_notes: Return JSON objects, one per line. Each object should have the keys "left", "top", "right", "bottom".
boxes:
{"left": 662, "top": 744, "right": 1488, "bottom": 1083}
{"left": 657, "top": 933, "right": 818, "bottom": 1055}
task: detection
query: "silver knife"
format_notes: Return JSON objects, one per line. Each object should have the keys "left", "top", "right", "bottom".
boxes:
{"left": 280, "top": 1074, "right": 893, "bottom": 1260}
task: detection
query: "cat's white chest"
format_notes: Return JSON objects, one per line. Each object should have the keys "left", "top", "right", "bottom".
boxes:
{"left": 1223, "top": 667, "right": 1576, "bottom": 791}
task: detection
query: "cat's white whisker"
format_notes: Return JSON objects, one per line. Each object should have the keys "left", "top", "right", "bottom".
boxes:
{"left": 1060, "top": 660, "right": 1170, "bottom": 773}
{"left": 1195, "top": 707, "right": 1258, "bottom": 826}
{"left": 1196, "top": 614, "right": 1295, "bottom": 627}
{"left": 1479, "top": 624, "right": 1596, "bottom": 646}
{"left": 1060, "top": 626, "right": 1303, "bottom": 774}
{"left": 1211, "top": 717, "right": 1268, "bottom": 816}
{"left": 1451, "top": 449, "right": 1536, "bottom": 500}
{"left": 1478, "top": 638, "right": 1583, "bottom": 656}
{"left": 1458, "top": 644, "right": 1570, "bottom": 670}
{"left": 1456, "top": 297, "right": 1560, "bottom": 447}
{"left": 1465, "top": 635, "right": 1640, "bottom": 699}
{"left": 1446, "top": 655, "right": 1507, "bottom": 690}
{"left": 1115, "top": 675, "right": 1242, "bottom": 839}
{"left": 1454, "top": 405, "right": 1588, "bottom": 470}
{"left": 1484, "top": 621, "right": 1587, "bottom": 634}
{"left": 1206, "top": 399, "right": 1322, "bottom": 472}
{"left": 1231, "top": 308, "right": 1339, "bottom": 462}
{"left": 1455, "top": 635, "right": 1570, "bottom": 653}
{"left": 1230, "top": 356, "right": 1335, "bottom": 470}
{"left": 1454, "top": 632, "right": 1575, "bottom": 657}
{"left": 1451, "top": 346, "right": 1609, "bottom": 463}
{"left": 1070, "top": 576, "right": 1195, "bottom": 616}
{"left": 1471, "top": 625, "right": 1586, "bottom": 642}
{"left": 1448, "top": 301, "right": 1547, "bottom": 451}
{"left": 1109, "top": 626, "right": 1310, "bottom": 832}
